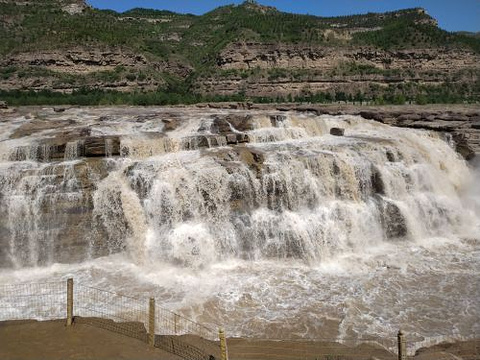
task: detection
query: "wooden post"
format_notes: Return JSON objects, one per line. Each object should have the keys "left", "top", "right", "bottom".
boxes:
{"left": 219, "top": 328, "right": 229, "bottom": 360}
{"left": 398, "top": 330, "right": 406, "bottom": 360}
{"left": 149, "top": 298, "right": 155, "bottom": 347}
{"left": 174, "top": 313, "right": 179, "bottom": 334}
{"left": 66, "top": 278, "right": 73, "bottom": 327}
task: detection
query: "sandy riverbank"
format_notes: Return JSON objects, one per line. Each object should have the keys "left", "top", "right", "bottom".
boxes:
{"left": 0, "top": 320, "right": 478, "bottom": 360}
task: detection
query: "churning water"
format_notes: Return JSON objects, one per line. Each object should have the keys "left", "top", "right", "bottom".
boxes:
{"left": 0, "top": 107, "right": 478, "bottom": 345}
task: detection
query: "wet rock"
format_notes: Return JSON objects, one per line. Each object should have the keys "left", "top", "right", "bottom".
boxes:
{"left": 0, "top": 101, "right": 7, "bottom": 109}
{"left": 234, "top": 147, "right": 265, "bottom": 176}
{"left": 226, "top": 134, "right": 238, "bottom": 144}
{"left": 184, "top": 135, "right": 216, "bottom": 149}
{"left": 330, "top": 127, "right": 345, "bottom": 136}
{"left": 0, "top": 158, "right": 111, "bottom": 267}
{"left": 162, "top": 118, "right": 182, "bottom": 131}
{"left": 359, "top": 111, "right": 384, "bottom": 122}
{"left": 381, "top": 200, "right": 408, "bottom": 239}
{"left": 397, "top": 113, "right": 422, "bottom": 122}
{"left": 236, "top": 133, "right": 250, "bottom": 143}
{"left": 453, "top": 133, "right": 476, "bottom": 160}
{"left": 212, "top": 114, "right": 255, "bottom": 133}
{"left": 10, "top": 135, "right": 122, "bottom": 161}
{"left": 371, "top": 166, "right": 385, "bottom": 195}
{"left": 386, "top": 150, "right": 396, "bottom": 162}
{"left": 84, "top": 136, "right": 120, "bottom": 157}
{"left": 53, "top": 107, "right": 66, "bottom": 113}
{"left": 354, "top": 108, "right": 480, "bottom": 160}
{"left": 270, "top": 115, "right": 287, "bottom": 127}
{"left": 98, "top": 115, "right": 112, "bottom": 122}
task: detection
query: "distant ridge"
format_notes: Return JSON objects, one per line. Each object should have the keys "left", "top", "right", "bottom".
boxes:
{"left": 0, "top": 0, "right": 479, "bottom": 105}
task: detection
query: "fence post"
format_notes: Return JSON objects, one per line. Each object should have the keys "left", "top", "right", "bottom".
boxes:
{"left": 66, "top": 278, "right": 73, "bottom": 327}
{"left": 174, "top": 313, "right": 179, "bottom": 334}
{"left": 398, "top": 330, "right": 406, "bottom": 360}
{"left": 219, "top": 328, "right": 229, "bottom": 360}
{"left": 149, "top": 298, "right": 155, "bottom": 347}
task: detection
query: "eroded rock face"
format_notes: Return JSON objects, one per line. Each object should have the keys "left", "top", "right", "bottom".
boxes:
{"left": 61, "top": 0, "right": 89, "bottom": 15}
{"left": 0, "top": 1, "right": 477, "bottom": 101}
{"left": 217, "top": 43, "right": 479, "bottom": 71}
{"left": 2, "top": 48, "right": 147, "bottom": 73}
{"left": 196, "top": 43, "right": 480, "bottom": 98}
{"left": 0, "top": 46, "right": 196, "bottom": 92}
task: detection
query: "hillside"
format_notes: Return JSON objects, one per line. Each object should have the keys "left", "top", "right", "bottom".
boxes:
{"left": 0, "top": 0, "right": 479, "bottom": 105}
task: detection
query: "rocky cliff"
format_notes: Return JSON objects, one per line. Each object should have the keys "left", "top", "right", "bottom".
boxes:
{"left": 216, "top": 43, "right": 479, "bottom": 71}
{"left": 0, "top": 1, "right": 479, "bottom": 102}
{"left": 196, "top": 44, "right": 480, "bottom": 98}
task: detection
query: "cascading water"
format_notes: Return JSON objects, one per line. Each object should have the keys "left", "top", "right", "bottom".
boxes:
{"left": 0, "top": 107, "right": 478, "bottom": 346}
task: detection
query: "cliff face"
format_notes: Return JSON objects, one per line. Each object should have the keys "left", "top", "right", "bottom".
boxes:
{"left": 0, "top": 47, "right": 195, "bottom": 92}
{"left": 0, "top": 0, "right": 88, "bottom": 13}
{"left": 60, "top": 0, "right": 89, "bottom": 14}
{"left": 1, "top": 48, "right": 161, "bottom": 92}
{"left": 3, "top": 49, "right": 148, "bottom": 73}
{"left": 216, "top": 43, "right": 480, "bottom": 71}
{"left": 195, "top": 43, "right": 480, "bottom": 98}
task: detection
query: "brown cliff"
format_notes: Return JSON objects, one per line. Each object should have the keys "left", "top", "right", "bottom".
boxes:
{"left": 195, "top": 43, "right": 480, "bottom": 98}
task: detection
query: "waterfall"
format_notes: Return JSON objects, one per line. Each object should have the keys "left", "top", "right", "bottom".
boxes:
{"left": 0, "top": 107, "right": 478, "bottom": 343}
{"left": 65, "top": 140, "right": 84, "bottom": 160}
{"left": 0, "top": 161, "right": 86, "bottom": 267}
{"left": 0, "top": 110, "right": 476, "bottom": 268}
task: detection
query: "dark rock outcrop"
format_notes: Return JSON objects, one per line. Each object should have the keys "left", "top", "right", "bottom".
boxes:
{"left": 330, "top": 128, "right": 345, "bottom": 136}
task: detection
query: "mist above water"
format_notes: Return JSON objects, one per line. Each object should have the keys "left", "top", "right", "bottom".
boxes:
{"left": 0, "top": 108, "right": 478, "bottom": 345}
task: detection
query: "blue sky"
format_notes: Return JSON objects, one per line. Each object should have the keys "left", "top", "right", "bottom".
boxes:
{"left": 87, "top": 0, "right": 480, "bottom": 32}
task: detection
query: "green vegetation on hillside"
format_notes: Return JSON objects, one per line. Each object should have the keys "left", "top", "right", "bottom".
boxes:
{"left": 2, "top": 1, "right": 478, "bottom": 60}
{"left": 1, "top": 76, "right": 477, "bottom": 106}
{"left": 353, "top": 21, "right": 480, "bottom": 52}
{"left": 1, "top": 0, "right": 479, "bottom": 105}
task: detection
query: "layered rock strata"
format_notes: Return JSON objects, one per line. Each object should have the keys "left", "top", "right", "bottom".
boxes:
{"left": 196, "top": 44, "right": 480, "bottom": 98}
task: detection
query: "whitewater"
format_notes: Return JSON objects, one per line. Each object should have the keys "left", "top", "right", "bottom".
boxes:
{"left": 0, "top": 107, "right": 478, "bottom": 347}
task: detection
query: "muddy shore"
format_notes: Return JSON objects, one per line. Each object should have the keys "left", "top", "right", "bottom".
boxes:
{"left": 0, "top": 320, "right": 478, "bottom": 360}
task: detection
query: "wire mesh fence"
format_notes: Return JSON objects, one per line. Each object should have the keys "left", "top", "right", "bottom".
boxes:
{"left": 154, "top": 304, "right": 218, "bottom": 340}
{"left": 227, "top": 338, "right": 398, "bottom": 360}
{"left": 0, "top": 279, "right": 220, "bottom": 360}
{"left": 155, "top": 335, "right": 220, "bottom": 360}
{"left": 405, "top": 334, "right": 480, "bottom": 359}
{"left": 74, "top": 284, "right": 149, "bottom": 342}
{"left": 226, "top": 337, "right": 480, "bottom": 360}
{"left": 0, "top": 279, "right": 478, "bottom": 360}
{"left": 0, "top": 281, "right": 65, "bottom": 321}
{"left": 153, "top": 304, "right": 221, "bottom": 360}
{"left": 73, "top": 283, "right": 219, "bottom": 359}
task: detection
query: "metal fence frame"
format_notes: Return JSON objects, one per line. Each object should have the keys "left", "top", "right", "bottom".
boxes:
{"left": 1, "top": 278, "right": 477, "bottom": 360}
{"left": 0, "top": 278, "right": 224, "bottom": 360}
